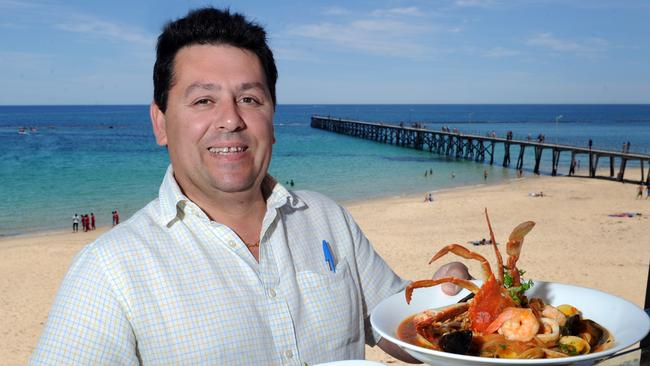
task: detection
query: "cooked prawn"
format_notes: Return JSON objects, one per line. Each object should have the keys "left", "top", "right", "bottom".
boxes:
{"left": 541, "top": 305, "right": 567, "bottom": 326}
{"left": 484, "top": 307, "right": 540, "bottom": 342}
{"left": 536, "top": 317, "right": 560, "bottom": 343}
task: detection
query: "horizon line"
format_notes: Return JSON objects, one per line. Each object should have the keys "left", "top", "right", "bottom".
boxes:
{"left": 1, "top": 103, "right": 650, "bottom": 107}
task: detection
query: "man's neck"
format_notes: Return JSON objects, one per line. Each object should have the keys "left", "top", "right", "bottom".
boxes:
{"left": 179, "top": 181, "right": 269, "bottom": 247}
{"left": 204, "top": 190, "right": 266, "bottom": 228}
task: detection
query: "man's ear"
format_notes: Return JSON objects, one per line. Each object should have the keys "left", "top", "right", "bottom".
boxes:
{"left": 150, "top": 102, "right": 168, "bottom": 146}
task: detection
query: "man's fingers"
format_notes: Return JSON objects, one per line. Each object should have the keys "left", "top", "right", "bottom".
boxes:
{"left": 432, "top": 261, "right": 472, "bottom": 296}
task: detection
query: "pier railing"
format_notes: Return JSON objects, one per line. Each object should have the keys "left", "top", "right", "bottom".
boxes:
{"left": 311, "top": 115, "right": 650, "bottom": 184}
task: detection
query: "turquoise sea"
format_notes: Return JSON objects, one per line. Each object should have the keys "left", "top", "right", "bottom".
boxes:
{"left": 1, "top": 104, "right": 649, "bottom": 237}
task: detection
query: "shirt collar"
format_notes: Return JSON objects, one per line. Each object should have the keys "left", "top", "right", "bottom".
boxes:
{"left": 158, "top": 165, "right": 305, "bottom": 228}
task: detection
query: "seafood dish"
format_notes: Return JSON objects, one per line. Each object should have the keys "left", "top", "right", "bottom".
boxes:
{"left": 397, "top": 210, "right": 613, "bottom": 359}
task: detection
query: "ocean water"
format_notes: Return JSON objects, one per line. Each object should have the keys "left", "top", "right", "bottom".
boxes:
{"left": 1, "top": 104, "right": 649, "bottom": 236}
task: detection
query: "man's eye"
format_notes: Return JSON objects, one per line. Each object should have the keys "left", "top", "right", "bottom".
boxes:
{"left": 240, "top": 96, "right": 258, "bottom": 104}
{"left": 194, "top": 98, "right": 211, "bottom": 105}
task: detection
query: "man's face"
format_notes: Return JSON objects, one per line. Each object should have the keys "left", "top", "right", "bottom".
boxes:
{"left": 151, "top": 44, "right": 275, "bottom": 200}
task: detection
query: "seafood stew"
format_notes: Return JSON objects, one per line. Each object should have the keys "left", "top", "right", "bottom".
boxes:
{"left": 398, "top": 210, "right": 613, "bottom": 359}
{"left": 397, "top": 303, "right": 613, "bottom": 358}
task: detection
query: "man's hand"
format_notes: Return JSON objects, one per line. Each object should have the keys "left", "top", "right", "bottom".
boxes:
{"left": 432, "top": 261, "right": 472, "bottom": 295}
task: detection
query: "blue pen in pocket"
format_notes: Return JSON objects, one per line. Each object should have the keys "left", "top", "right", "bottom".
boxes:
{"left": 322, "top": 240, "right": 336, "bottom": 273}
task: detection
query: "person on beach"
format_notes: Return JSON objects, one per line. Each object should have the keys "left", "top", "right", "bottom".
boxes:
{"left": 90, "top": 212, "right": 96, "bottom": 230}
{"left": 111, "top": 210, "right": 120, "bottom": 226}
{"left": 638, "top": 184, "right": 644, "bottom": 199}
{"left": 483, "top": 169, "right": 488, "bottom": 180}
{"left": 30, "top": 8, "right": 470, "bottom": 365}
{"left": 72, "top": 214, "right": 79, "bottom": 233}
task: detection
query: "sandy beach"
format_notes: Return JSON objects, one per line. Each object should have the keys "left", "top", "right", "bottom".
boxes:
{"left": 2, "top": 173, "right": 648, "bottom": 365}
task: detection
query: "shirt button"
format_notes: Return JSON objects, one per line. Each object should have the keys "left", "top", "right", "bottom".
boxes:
{"left": 268, "top": 288, "right": 276, "bottom": 298}
{"left": 285, "top": 350, "right": 293, "bottom": 359}
{"left": 228, "top": 240, "right": 237, "bottom": 248}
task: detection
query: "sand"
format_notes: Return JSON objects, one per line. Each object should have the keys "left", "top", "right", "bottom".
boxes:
{"left": 1, "top": 173, "right": 648, "bottom": 366}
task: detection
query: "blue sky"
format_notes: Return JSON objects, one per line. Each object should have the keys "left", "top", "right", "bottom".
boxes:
{"left": 1, "top": 0, "right": 649, "bottom": 105}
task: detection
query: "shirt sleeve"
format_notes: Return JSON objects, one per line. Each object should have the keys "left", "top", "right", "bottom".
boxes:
{"left": 29, "top": 245, "right": 139, "bottom": 365}
{"left": 341, "top": 208, "right": 409, "bottom": 347}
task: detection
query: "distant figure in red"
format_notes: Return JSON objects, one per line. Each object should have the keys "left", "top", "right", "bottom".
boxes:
{"left": 90, "top": 213, "right": 96, "bottom": 230}
{"left": 82, "top": 214, "right": 88, "bottom": 232}
{"left": 112, "top": 210, "right": 120, "bottom": 226}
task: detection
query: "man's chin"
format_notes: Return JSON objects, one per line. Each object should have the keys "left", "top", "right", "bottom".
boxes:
{"left": 210, "top": 178, "right": 258, "bottom": 194}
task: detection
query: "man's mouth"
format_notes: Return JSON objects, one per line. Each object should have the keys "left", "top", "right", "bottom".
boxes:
{"left": 207, "top": 146, "right": 248, "bottom": 155}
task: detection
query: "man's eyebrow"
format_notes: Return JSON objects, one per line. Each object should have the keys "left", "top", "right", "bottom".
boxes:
{"left": 239, "top": 82, "right": 267, "bottom": 92}
{"left": 184, "top": 82, "right": 220, "bottom": 97}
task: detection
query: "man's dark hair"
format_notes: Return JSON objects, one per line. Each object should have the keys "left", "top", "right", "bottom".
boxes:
{"left": 153, "top": 7, "right": 278, "bottom": 112}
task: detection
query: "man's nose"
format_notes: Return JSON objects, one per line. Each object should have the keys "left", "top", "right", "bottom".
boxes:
{"left": 214, "top": 99, "right": 245, "bottom": 132}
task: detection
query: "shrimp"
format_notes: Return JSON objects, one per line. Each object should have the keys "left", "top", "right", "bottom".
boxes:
{"left": 484, "top": 307, "right": 540, "bottom": 342}
{"left": 541, "top": 305, "right": 567, "bottom": 327}
{"left": 536, "top": 317, "right": 560, "bottom": 344}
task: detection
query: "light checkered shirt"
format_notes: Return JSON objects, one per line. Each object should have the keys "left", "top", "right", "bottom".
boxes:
{"left": 30, "top": 166, "right": 407, "bottom": 365}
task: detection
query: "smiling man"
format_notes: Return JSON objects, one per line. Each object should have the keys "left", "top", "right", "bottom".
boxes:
{"left": 150, "top": 43, "right": 276, "bottom": 258}
{"left": 30, "top": 7, "right": 466, "bottom": 365}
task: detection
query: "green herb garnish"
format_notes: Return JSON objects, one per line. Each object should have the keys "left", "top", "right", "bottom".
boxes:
{"left": 559, "top": 343, "right": 579, "bottom": 356}
{"left": 503, "top": 268, "right": 534, "bottom": 305}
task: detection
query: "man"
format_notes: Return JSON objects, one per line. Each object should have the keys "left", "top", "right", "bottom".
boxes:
{"left": 31, "top": 8, "right": 467, "bottom": 365}
{"left": 72, "top": 213, "right": 79, "bottom": 232}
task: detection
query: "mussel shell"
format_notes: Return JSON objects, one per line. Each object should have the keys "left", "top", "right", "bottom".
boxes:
{"left": 581, "top": 319, "right": 614, "bottom": 352}
{"left": 561, "top": 315, "right": 613, "bottom": 352}
{"left": 439, "top": 330, "right": 473, "bottom": 355}
{"left": 562, "top": 313, "right": 582, "bottom": 336}
{"left": 558, "top": 335, "right": 591, "bottom": 355}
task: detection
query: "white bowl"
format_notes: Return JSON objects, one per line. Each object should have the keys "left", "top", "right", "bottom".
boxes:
{"left": 371, "top": 280, "right": 650, "bottom": 366}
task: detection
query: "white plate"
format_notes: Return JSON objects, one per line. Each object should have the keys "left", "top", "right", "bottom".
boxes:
{"left": 370, "top": 280, "right": 650, "bottom": 366}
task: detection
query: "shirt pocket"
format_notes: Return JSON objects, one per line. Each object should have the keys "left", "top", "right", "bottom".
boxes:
{"left": 295, "top": 259, "right": 361, "bottom": 351}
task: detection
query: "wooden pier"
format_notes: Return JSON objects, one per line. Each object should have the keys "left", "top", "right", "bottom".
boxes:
{"left": 311, "top": 115, "right": 650, "bottom": 184}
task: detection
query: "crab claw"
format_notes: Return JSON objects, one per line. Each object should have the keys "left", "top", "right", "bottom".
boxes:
{"left": 506, "top": 221, "right": 535, "bottom": 259}
{"left": 430, "top": 244, "right": 493, "bottom": 281}
{"left": 506, "top": 221, "right": 535, "bottom": 286}
{"left": 406, "top": 277, "right": 480, "bottom": 304}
